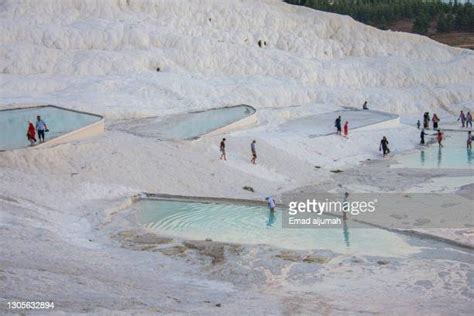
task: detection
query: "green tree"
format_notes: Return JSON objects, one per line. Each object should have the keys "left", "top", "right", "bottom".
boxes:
{"left": 413, "top": 13, "right": 430, "bottom": 34}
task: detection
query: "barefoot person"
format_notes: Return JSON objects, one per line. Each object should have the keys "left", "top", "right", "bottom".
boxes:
{"left": 219, "top": 138, "right": 226, "bottom": 160}
{"left": 26, "top": 121, "right": 36, "bottom": 146}
{"left": 379, "top": 136, "right": 390, "bottom": 156}
{"left": 458, "top": 111, "right": 466, "bottom": 128}
{"left": 36, "top": 115, "right": 48, "bottom": 143}
{"left": 335, "top": 116, "right": 342, "bottom": 135}
{"left": 423, "top": 112, "right": 430, "bottom": 129}
{"left": 266, "top": 196, "right": 276, "bottom": 213}
{"left": 467, "top": 112, "right": 473, "bottom": 128}
{"left": 362, "top": 101, "right": 368, "bottom": 110}
{"left": 343, "top": 121, "right": 349, "bottom": 137}
{"left": 432, "top": 113, "right": 440, "bottom": 130}
{"left": 420, "top": 128, "right": 425, "bottom": 145}
{"left": 250, "top": 140, "right": 257, "bottom": 164}
{"left": 437, "top": 129, "right": 444, "bottom": 148}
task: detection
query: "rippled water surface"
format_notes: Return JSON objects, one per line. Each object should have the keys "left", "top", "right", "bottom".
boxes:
{"left": 135, "top": 199, "right": 420, "bottom": 257}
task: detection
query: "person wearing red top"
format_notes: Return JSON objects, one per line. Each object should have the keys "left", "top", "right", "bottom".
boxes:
{"left": 437, "top": 129, "right": 444, "bottom": 148}
{"left": 26, "top": 121, "right": 36, "bottom": 145}
{"left": 343, "top": 121, "right": 349, "bottom": 137}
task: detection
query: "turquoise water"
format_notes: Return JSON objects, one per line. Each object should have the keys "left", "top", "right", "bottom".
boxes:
{"left": 279, "top": 109, "right": 397, "bottom": 137}
{"left": 395, "top": 132, "right": 473, "bottom": 169}
{"left": 135, "top": 199, "right": 419, "bottom": 257}
{"left": 0, "top": 106, "right": 101, "bottom": 150}
{"left": 114, "top": 105, "right": 255, "bottom": 140}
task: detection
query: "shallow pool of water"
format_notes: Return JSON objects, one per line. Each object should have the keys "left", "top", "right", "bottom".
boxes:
{"left": 114, "top": 105, "right": 255, "bottom": 140}
{"left": 0, "top": 106, "right": 102, "bottom": 150}
{"left": 135, "top": 199, "right": 419, "bottom": 257}
{"left": 279, "top": 109, "right": 397, "bottom": 137}
{"left": 394, "top": 132, "right": 473, "bottom": 169}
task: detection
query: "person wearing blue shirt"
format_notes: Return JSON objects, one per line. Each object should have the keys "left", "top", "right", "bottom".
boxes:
{"left": 36, "top": 115, "right": 48, "bottom": 143}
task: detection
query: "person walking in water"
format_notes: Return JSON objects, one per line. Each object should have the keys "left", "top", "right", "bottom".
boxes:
{"left": 26, "top": 121, "right": 36, "bottom": 145}
{"left": 36, "top": 115, "right": 48, "bottom": 143}
{"left": 250, "top": 140, "right": 257, "bottom": 164}
{"left": 467, "top": 131, "right": 472, "bottom": 150}
{"left": 420, "top": 128, "right": 425, "bottom": 145}
{"left": 379, "top": 136, "right": 390, "bottom": 156}
{"left": 466, "top": 112, "right": 473, "bottom": 128}
{"left": 335, "top": 116, "right": 342, "bottom": 135}
{"left": 343, "top": 121, "right": 349, "bottom": 138}
{"left": 458, "top": 111, "right": 466, "bottom": 128}
{"left": 266, "top": 196, "right": 276, "bottom": 213}
{"left": 432, "top": 113, "right": 440, "bottom": 130}
{"left": 437, "top": 129, "right": 444, "bottom": 148}
{"left": 219, "top": 138, "right": 226, "bottom": 160}
{"left": 362, "top": 101, "right": 368, "bottom": 110}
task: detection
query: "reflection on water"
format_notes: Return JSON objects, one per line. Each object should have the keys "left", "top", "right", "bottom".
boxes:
{"left": 267, "top": 211, "right": 276, "bottom": 227}
{"left": 343, "top": 220, "right": 350, "bottom": 247}
{"left": 438, "top": 148, "right": 442, "bottom": 167}
{"left": 396, "top": 133, "right": 473, "bottom": 169}
{"left": 137, "top": 199, "right": 418, "bottom": 256}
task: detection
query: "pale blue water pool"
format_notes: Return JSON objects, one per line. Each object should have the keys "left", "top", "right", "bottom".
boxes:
{"left": 113, "top": 105, "right": 256, "bottom": 140}
{"left": 394, "top": 132, "right": 473, "bottom": 169}
{"left": 279, "top": 109, "right": 398, "bottom": 138}
{"left": 0, "top": 106, "right": 102, "bottom": 150}
{"left": 135, "top": 199, "right": 419, "bottom": 257}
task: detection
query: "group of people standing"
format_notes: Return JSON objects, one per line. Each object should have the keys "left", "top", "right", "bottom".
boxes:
{"left": 26, "top": 115, "right": 48, "bottom": 145}
{"left": 458, "top": 110, "right": 473, "bottom": 128}
{"left": 418, "top": 112, "right": 441, "bottom": 130}
{"left": 419, "top": 111, "right": 473, "bottom": 148}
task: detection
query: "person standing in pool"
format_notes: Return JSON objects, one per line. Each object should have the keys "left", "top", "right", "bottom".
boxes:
{"left": 219, "top": 138, "right": 226, "bottom": 160}
{"left": 36, "top": 115, "right": 48, "bottom": 143}
{"left": 467, "top": 131, "right": 472, "bottom": 150}
{"left": 26, "top": 121, "right": 36, "bottom": 145}
{"left": 266, "top": 196, "right": 276, "bottom": 213}
{"left": 420, "top": 128, "right": 425, "bottom": 145}
{"left": 379, "top": 136, "right": 390, "bottom": 156}
{"left": 432, "top": 113, "right": 440, "bottom": 130}
{"left": 466, "top": 112, "right": 473, "bottom": 128}
{"left": 458, "top": 111, "right": 466, "bottom": 128}
{"left": 343, "top": 121, "right": 349, "bottom": 138}
{"left": 250, "top": 140, "right": 257, "bottom": 164}
{"left": 437, "top": 129, "right": 444, "bottom": 148}
{"left": 335, "top": 116, "right": 342, "bottom": 135}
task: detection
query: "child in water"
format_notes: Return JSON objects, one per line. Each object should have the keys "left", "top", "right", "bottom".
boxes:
{"left": 437, "top": 129, "right": 444, "bottom": 148}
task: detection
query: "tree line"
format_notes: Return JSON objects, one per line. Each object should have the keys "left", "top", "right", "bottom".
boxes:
{"left": 285, "top": 0, "right": 474, "bottom": 35}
